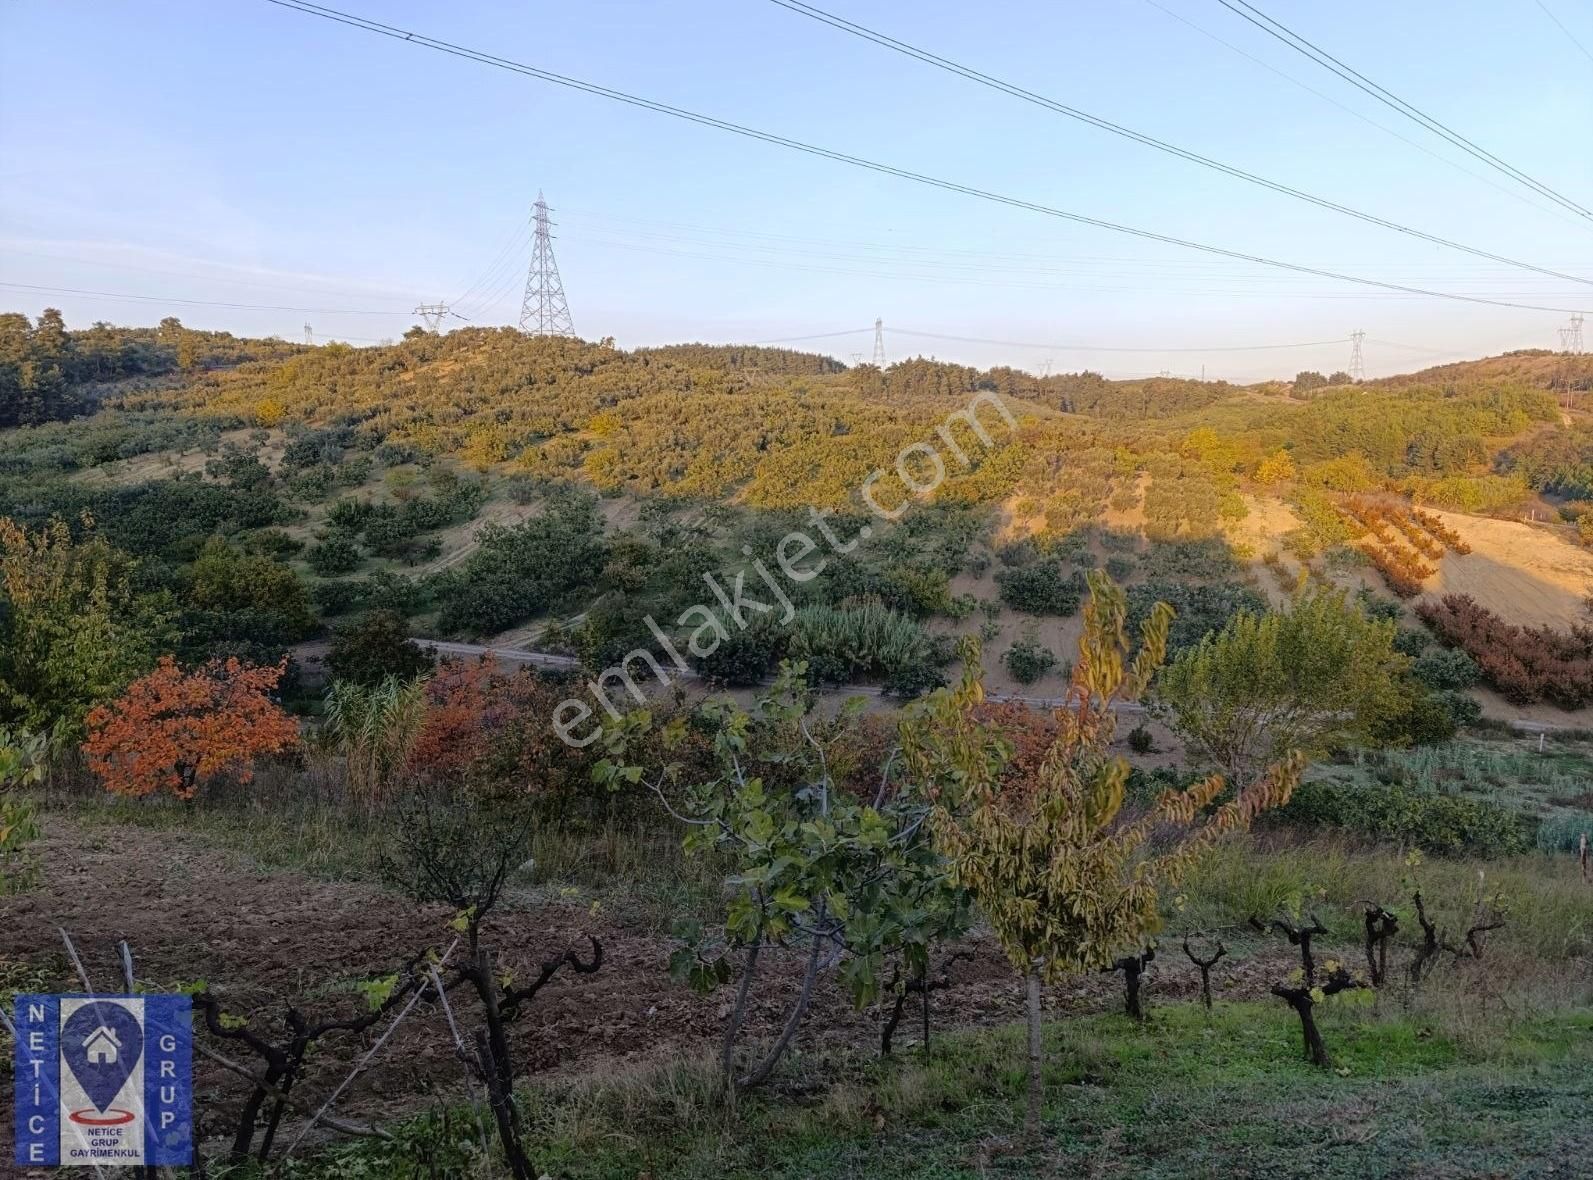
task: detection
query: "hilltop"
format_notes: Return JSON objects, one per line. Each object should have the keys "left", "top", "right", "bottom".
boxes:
{"left": 2, "top": 312, "right": 1591, "bottom": 729}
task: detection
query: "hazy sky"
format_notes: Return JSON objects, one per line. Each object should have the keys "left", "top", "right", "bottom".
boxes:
{"left": 2, "top": 0, "right": 1590, "bottom": 381}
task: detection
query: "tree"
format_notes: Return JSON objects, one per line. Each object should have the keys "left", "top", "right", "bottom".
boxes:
{"left": 0, "top": 516, "right": 172, "bottom": 736}
{"left": 82, "top": 657, "right": 299, "bottom": 799}
{"left": 907, "top": 572, "right": 1303, "bottom": 1139}
{"left": 380, "top": 783, "right": 602, "bottom": 1179}
{"left": 0, "top": 726, "right": 50, "bottom": 895}
{"left": 1254, "top": 449, "right": 1297, "bottom": 485}
{"left": 606, "top": 664, "right": 970, "bottom": 1094}
{"left": 326, "top": 610, "right": 436, "bottom": 686}
{"left": 1154, "top": 589, "right": 1408, "bottom": 783}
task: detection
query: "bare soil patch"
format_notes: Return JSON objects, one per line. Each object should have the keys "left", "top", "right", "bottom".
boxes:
{"left": 2, "top": 815, "right": 1301, "bottom": 1155}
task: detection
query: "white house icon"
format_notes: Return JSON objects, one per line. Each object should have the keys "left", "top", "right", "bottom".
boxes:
{"left": 83, "top": 1025, "right": 121, "bottom": 1065}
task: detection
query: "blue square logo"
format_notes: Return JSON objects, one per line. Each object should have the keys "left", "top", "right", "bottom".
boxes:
{"left": 14, "top": 995, "right": 193, "bottom": 1168}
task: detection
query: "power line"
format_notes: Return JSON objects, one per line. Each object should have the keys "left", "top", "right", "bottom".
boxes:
{"left": 0, "top": 280, "right": 410, "bottom": 316}
{"left": 768, "top": 0, "right": 1593, "bottom": 288}
{"left": 261, "top": 1, "right": 1586, "bottom": 317}
{"left": 1138, "top": 0, "right": 1580, "bottom": 227}
{"left": 750, "top": 327, "right": 876, "bottom": 344}
{"left": 891, "top": 327, "right": 1348, "bottom": 353}
{"left": 1533, "top": 0, "right": 1593, "bottom": 66}
{"left": 1213, "top": 0, "right": 1593, "bottom": 224}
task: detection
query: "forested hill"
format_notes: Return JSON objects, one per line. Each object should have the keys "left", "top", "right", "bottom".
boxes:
{"left": 0, "top": 311, "right": 305, "bottom": 429}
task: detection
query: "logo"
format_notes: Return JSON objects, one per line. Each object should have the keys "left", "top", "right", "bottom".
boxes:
{"left": 13, "top": 994, "right": 192, "bottom": 1168}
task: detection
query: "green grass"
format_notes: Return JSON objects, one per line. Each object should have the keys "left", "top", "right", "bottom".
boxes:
{"left": 271, "top": 1003, "right": 1593, "bottom": 1179}
{"left": 37, "top": 764, "right": 727, "bottom": 936}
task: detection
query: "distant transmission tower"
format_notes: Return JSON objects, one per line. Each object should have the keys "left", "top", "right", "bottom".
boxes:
{"left": 1570, "top": 313, "right": 1585, "bottom": 355}
{"left": 872, "top": 318, "right": 885, "bottom": 367}
{"left": 518, "top": 191, "right": 575, "bottom": 336}
{"left": 1349, "top": 329, "right": 1366, "bottom": 382}
{"left": 303, "top": 322, "right": 313, "bottom": 346}
{"left": 413, "top": 303, "right": 452, "bottom": 332}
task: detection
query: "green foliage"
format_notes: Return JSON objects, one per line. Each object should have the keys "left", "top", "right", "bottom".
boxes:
{"left": 306, "top": 535, "right": 362, "bottom": 576}
{"left": 0, "top": 725, "right": 49, "bottom": 894}
{"left": 1002, "top": 635, "right": 1057, "bottom": 685}
{"left": 0, "top": 516, "right": 173, "bottom": 735}
{"left": 1411, "top": 646, "right": 1482, "bottom": 691}
{"left": 994, "top": 561, "right": 1084, "bottom": 615}
{"left": 327, "top": 611, "right": 436, "bottom": 686}
{"left": 788, "top": 600, "right": 945, "bottom": 695}
{"left": 323, "top": 675, "right": 428, "bottom": 801}
{"left": 1277, "top": 779, "right": 1533, "bottom": 857}
{"left": 1127, "top": 577, "right": 1265, "bottom": 653}
{"left": 429, "top": 490, "right": 607, "bottom": 636}
{"left": 605, "top": 664, "right": 970, "bottom": 1088}
{"left": 1155, "top": 589, "right": 1410, "bottom": 781}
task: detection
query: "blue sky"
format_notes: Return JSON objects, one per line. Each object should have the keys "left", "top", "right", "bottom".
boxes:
{"left": 2, "top": 0, "right": 1590, "bottom": 380}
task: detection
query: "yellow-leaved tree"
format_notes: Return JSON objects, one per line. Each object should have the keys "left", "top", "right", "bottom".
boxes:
{"left": 902, "top": 571, "right": 1304, "bottom": 1140}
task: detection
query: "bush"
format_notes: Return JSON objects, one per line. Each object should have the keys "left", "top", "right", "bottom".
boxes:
{"left": 1412, "top": 646, "right": 1481, "bottom": 691}
{"left": 313, "top": 578, "right": 362, "bottom": 616}
{"left": 1418, "top": 594, "right": 1593, "bottom": 708}
{"left": 1276, "top": 778, "right": 1533, "bottom": 857}
{"left": 1127, "top": 725, "right": 1154, "bottom": 754}
{"left": 1003, "top": 637, "right": 1057, "bottom": 685}
{"left": 1127, "top": 578, "right": 1266, "bottom": 654}
{"left": 787, "top": 600, "right": 944, "bottom": 695}
{"left": 307, "top": 535, "right": 361, "bottom": 576}
{"left": 995, "top": 562, "right": 1084, "bottom": 615}
{"left": 327, "top": 610, "right": 436, "bottom": 686}
{"left": 1105, "top": 555, "right": 1135, "bottom": 581}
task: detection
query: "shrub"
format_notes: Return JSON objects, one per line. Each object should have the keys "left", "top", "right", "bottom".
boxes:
{"left": 995, "top": 562, "right": 1084, "bottom": 615}
{"left": 306, "top": 535, "right": 361, "bottom": 576}
{"left": 1127, "top": 578, "right": 1266, "bottom": 654}
{"left": 1003, "top": 636, "right": 1057, "bottom": 685}
{"left": 1417, "top": 594, "right": 1593, "bottom": 708}
{"left": 1127, "top": 724, "right": 1154, "bottom": 754}
{"left": 1276, "top": 779, "right": 1533, "bottom": 857}
{"left": 789, "top": 600, "right": 944, "bottom": 695}
{"left": 1412, "top": 646, "right": 1481, "bottom": 691}
{"left": 1105, "top": 555, "right": 1135, "bottom": 581}
{"left": 327, "top": 610, "right": 436, "bottom": 686}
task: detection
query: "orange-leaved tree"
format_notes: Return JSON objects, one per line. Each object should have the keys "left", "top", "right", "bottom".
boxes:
{"left": 83, "top": 656, "right": 299, "bottom": 799}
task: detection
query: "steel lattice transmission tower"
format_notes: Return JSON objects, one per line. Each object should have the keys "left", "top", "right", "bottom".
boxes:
{"left": 1348, "top": 329, "right": 1366, "bottom": 382}
{"left": 413, "top": 303, "right": 452, "bottom": 332}
{"left": 518, "top": 192, "right": 575, "bottom": 336}
{"left": 872, "top": 318, "right": 885, "bottom": 367}
{"left": 1569, "top": 313, "right": 1585, "bottom": 355}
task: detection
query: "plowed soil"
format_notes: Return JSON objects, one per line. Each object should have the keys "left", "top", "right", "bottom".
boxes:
{"left": 0, "top": 816, "right": 1306, "bottom": 1160}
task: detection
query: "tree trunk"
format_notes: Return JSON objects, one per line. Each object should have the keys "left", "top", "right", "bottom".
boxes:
{"left": 1122, "top": 959, "right": 1144, "bottom": 1021}
{"left": 1024, "top": 968, "right": 1044, "bottom": 1141}
{"left": 720, "top": 940, "right": 762, "bottom": 1089}
{"left": 738, "top": 910, "right": 826, "bottom": 1091}
{"left": 1275, "top": 988, "right": 1331, "bottom": 1068}
{"left": 228, "top": 1063, "right": 284, "bottom": 1163}
{"left": 474, "top": 1028, "right": 532, "bottom": 1180}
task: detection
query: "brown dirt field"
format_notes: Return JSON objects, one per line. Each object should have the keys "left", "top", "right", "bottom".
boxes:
{"left": 1422, "top": 510, "right": 1593, "bottom": 631}
{"left": 1, "top": 816, "right": 1304, "bottom": 1160}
